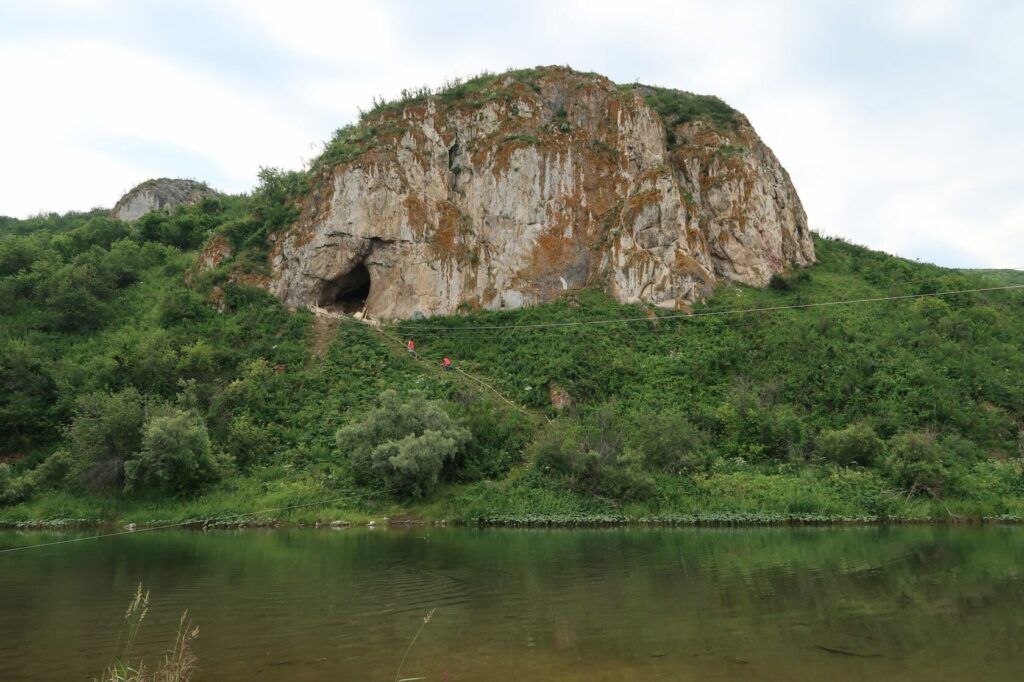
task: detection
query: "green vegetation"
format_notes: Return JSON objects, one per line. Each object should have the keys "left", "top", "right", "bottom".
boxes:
{"left": 622, "top": 83, "right": 740, "bottom": 130}
{"left": 337, "top": 390, "right": 471, "bottom": 499}
{"left": 313, "top": 67, "right": 551, "bottom": 174}
{"left": 2, "top": 195, "right": 1022, "bottom": 526}
{"left": 2, "top": 125, "right": 1024, "bottom": 527}
{"left": 100, "top": 584, "right": 199, "bottom": 682}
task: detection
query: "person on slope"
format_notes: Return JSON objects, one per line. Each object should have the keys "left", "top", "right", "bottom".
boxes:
{"left": 407, "top": 339, "right": 416, "bottom": 355}
{"left": 442, "top": 357, "right": 452, "bottom": 371}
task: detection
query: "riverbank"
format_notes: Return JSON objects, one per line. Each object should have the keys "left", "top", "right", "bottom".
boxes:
{"left": 4, "top": 463, "right": 1023, "bottom": 530}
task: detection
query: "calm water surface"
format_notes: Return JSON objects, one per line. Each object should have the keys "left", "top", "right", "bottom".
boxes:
{"left": 1, "top": 526, "right": 1023, "bottom": 681}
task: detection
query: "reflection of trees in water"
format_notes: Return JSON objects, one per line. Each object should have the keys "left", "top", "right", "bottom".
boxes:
{"left": 3, "top": 527, "right": 1024, "bottom": 680}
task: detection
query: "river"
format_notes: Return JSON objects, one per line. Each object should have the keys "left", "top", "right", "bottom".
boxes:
{"left": 1, "top": 526, "right": 1022, "bottom": 680}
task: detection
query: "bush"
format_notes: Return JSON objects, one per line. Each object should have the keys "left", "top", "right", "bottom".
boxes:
{"left": 0, "top": 463, "right": 17, "bottom": 505}
{"left": 531, "top": 419, "right": 584, "bottom": 477}
{"left": 768, "top": 273, "right": 790, "bottom": 291}
{"left": 37, "top": 261, "right": 114, "bottom": 331}
{"left": 67, "top": 388, "right": 147, "bottom": 491}
{"left": 713, "top": 389, "right": 807, "bottom": 462}
{"left": 631, "top": 407, "right": 710, "bottom": 474}
{"left": 124, "top": 407, "right": 228, "bottom": 496}
{"left": 816, "top": 423, "right": 884, "bottom": 467}
{"left": 336, "top": 390, "right": 472, "bottom": 499}
{"left": 0, "top": 340, "right": 58, "bottom": 451}
{"left": 224, "top": 413, "right": 280, "bottom": 468}
{"left": 883, "top": 432, "right": 963, "bottom": 498}
{"left": 446, "top": 392, "right": 532, "bottom": 481}
{"left": 530, "top": 411, "right": 655, "bottom": 502}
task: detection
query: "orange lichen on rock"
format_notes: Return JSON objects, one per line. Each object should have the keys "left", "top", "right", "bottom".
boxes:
{"left": 264, "top": 66, "right": 815, "bottom": 320}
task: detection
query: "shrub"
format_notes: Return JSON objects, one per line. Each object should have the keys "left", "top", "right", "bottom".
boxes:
{"left": 0, "top": 340, "right": 58, "bottom": 451}
{"left": 158, "top": 288, "right": 209, "bottom": 326}
{"left": 336, "top": 390, "right": 472, "bottom": 499}
{"left": 224, "top": 413, "right": 280, "bottom": 468}
{"left": 531, "top": 419, "right": 583, "bottom": 477}
{"left": 816, "top": 423, "right": 884, "bottom": 467}
{"left": 0, "top": 463, "right": 16, "bottom": 505}
{"left": 124, "top": 406, "right": 229, "bottom": 496}
{"left": 631, "top": 407, "right": 710, "bottom": 474}
{"left": 37, "top": 261, "right": 114, "bottom": 331}
{"left": 713, "top": 390, "right": 807, "bottom": 462}
{"left": 530, "top": 411, "right": 655, "bottom": 502}
{"left": 446, "top": 392, "right": 532, "bottom": 481}
{"left": 67, "top": 388, "right": 147, "bottom": 491}
{"left": 768, "top": 273, "right": 790, "bottom": 291}
{"left": 883, "top": 432, "right": 963, "bottom": 498}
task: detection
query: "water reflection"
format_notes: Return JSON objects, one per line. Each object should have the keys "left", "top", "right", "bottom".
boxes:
{"left": 1, "top": 526, "right": 1022, "bottom": 680}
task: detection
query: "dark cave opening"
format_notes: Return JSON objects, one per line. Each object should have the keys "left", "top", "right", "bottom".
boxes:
{"left": 318, "top": 263, "right": 371, "bottom": 313}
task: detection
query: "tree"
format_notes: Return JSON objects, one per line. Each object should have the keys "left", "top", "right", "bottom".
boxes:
{"left": 336, "top": 390, "right": 471, "bottom": 499}
{"left": 0, "top": 340, "right": 58, "bottom": 451}
{"left": 124, "top": 406, "right": 228, "bottom": 496}
{"left": 67, "top": 388, "right": 146, "bottom": 491}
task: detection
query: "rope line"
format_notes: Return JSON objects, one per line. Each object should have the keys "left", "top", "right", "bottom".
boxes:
{"left": 372, "top": 323, "right": 539, "bottom": 420}
{"left": 386, "top": 283, "right": 1024, "bottom": 334}
{"left": 6, "top": 274, "right": 1023, "bottom": 555}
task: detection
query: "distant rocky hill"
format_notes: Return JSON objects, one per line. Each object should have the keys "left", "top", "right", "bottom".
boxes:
{"left": 113, "top": 178, "right": 218, "bottom": 222}
{"left": 266, "top": 66, "right": 814, "bottom": 320}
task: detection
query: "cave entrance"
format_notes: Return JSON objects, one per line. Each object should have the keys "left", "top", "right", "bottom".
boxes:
{"left": 319, "top": 262, "right": 371, "bottom": 314}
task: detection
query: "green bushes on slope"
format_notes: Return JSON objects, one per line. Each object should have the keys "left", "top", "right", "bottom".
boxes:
{"left": 0, "top": 190, "right": 1023, "bottom": 520}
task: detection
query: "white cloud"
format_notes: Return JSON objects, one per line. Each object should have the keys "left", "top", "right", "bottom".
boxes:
{"left": 225, "top": 0, "right": 400, "bottom": 65}
{"left": 0, "top": 0, "right": 1020, "bottom": 267}
{"left": 0, "top": 36, "right": 313, "bottom": 215}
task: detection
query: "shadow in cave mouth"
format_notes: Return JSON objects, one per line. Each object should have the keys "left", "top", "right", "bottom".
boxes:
{"left": 318, "top": 263, "right": 371, "bottom": 313}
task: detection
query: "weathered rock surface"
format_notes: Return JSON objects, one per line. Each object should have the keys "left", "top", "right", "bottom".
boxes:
{"left": 269, "top": 67, "right": 814, "bottom": 319}
{"left": 113, "top": 178, "right": 218, "bottom": 222}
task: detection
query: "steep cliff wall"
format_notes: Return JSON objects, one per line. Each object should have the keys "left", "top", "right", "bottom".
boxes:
{"left": 268, "top": 67, "right": 814, "bottom": 319}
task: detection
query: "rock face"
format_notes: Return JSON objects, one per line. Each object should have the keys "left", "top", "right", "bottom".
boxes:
{"left": 113, "top": 178, "right": 218, "bottom": 222}
{"left": 269, "top": 67, "right": 814, "bottom": 319}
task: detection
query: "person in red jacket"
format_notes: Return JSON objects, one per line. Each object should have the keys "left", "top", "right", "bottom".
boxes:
{"left": 442, "top": 357, "right": 452, "bottom": 370}
{"left": 407, "top": 339, "right": 415, "bottom": 354}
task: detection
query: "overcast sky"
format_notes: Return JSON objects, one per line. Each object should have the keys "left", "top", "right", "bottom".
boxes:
{"left": 1, "top": 0, "right": 1021, "bottom": 267}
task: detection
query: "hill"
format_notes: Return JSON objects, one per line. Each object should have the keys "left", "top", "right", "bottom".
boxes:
{"left": 246, "top": 66, "right": 814, "bottom": 319}
{"left": 1, "top": 71, "right": 1023, "bottom": 526}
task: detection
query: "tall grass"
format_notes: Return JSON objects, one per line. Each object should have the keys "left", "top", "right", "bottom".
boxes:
{"left": 395, "top": 608, "right": 436, "bottom": 682}
{"left": 98, "top": 585, "right": 199, "bottom": 682}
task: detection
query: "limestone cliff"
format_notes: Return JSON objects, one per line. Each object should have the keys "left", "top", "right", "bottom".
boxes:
{"left": 113, "top": 178, "right": 218, "bottom": 222}
{"left": 268, "top": 67, "right": 814, "bottom": 319}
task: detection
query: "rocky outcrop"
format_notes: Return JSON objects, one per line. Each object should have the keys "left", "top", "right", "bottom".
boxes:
{"left": 268, "top": 67, "right": 814, "bottom": 320}
{"left": 113, "top": 178, "right": 218, "bottom": 222}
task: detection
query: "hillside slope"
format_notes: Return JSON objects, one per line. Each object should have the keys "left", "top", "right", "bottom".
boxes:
{"left": 1, "top": 195, "right": 1022, "bottom": 524}
{"left": 2, "top": 65, "right": 1023, "bottom": 524}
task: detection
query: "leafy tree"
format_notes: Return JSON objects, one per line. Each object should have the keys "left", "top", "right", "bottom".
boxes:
{"left": 67, "top": 388, "right": 146, "bottom": 491}
{"left": 445, "top": 391, "right": 531, "bottom": 481}
{"left": 0, "top": 340, "right": 58, "bottom": 451}
{"left": 336, "top": 390, "right": 471, "bottom": 499}
{"left": 0, "top": 235, "right": 40, "bottom": 276}
{"left": 125, "top": 407, "right": 228, "bottom": 496}
{"left": 37, "top": 261, "right": 114, "bottom": 331}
